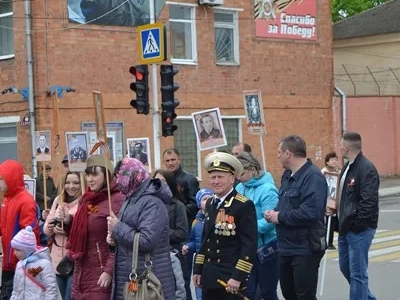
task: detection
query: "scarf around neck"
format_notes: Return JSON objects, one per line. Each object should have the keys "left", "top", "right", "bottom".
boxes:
{"left": 66, "top": 182, "right": 119, "bottom": 261}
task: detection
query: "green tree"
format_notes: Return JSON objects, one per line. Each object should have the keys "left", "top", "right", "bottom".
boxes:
{"left": 332, "top": 0, "right": 391, "bottom": 23}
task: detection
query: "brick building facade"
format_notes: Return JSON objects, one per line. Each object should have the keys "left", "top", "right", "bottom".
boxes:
{"left": 0, "top": 0, "right": 334, "bottom": 184}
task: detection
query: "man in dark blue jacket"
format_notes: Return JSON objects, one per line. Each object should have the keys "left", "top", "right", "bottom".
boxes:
{"left": 265, "top": 135, "right": 327, "bottom": 300}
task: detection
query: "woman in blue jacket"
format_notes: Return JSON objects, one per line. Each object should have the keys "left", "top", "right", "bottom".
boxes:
{"left": 236, "top": 152, "right": 279, "bottom": 300}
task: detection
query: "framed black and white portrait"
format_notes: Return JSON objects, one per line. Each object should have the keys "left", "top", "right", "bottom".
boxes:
{"left": 243, "top": 90, "right": 266, "bottom": 135}
{"left": 66, "top": 132, "right": 89, "bottom": 172}
{"left": 24, "top": 179, "right": 36, "bottom": 200}
{"left": 324, "top": 172, "right": 340, "bottom": 209}
{"left": 35, "top": 130, "right": 51, "bottom": 162}
{"left": 127, "top": 137, "right": 151, "bottom": 172}
{"left": 192, "top": 108, "right": 227, "bottom": 151}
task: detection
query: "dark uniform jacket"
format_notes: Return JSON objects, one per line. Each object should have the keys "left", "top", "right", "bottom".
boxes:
{"left": 174, "top": 166, "right": 200, "bottom": 223}
{"left": 200, "top": 128, "right": 221, "bottom": 141}
{"left": 70, "top": 147, "right": 88, "bottom": 162}
{"left": 193, "top": 189, "right": 258, "bottom": 290}
{"left": 338, "top": 152, "right": 379, "bottom": 235}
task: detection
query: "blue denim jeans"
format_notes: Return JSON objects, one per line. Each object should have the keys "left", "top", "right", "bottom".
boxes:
{"left": 56, "top": 274, "right": 73, "bottom": 300}
{"left": 245, "top": 249, "right": 279, "bottom": 300}
{"left": 338, "top": 228, "right": 377, "bottom": 300}
{"left": 195, "top": 286, "right": 202, "bottom": 300}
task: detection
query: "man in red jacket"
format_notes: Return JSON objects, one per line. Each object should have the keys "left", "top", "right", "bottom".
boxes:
{"left": 0, "top": 160, "right": 40, "bottom": 300}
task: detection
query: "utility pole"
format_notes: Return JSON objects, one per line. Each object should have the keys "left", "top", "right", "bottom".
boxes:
{"left": 24, "top": 0, "right": 37, "bottom": 177}
{"left": 149, "top": 0, "right": 161, "bottom": 170}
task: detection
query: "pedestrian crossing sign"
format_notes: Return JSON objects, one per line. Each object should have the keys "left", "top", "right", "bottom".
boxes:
{"left": 137, "top": 22, "right": 166, "bottom": 64}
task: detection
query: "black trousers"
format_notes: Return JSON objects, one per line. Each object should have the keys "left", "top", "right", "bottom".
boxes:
{"left": 203, "top": 288, "right": 242, "bottom": 300}
{"left": 326, "top": 216, "right": 338, "bottom": 246}
{"left": 0, "top": 270, "right": 15, "bottom": 300}
{"left": 279, "top": 253, "right": 324, "bottom": 300}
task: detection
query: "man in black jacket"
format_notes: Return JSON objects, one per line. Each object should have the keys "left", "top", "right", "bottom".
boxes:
{"left": 337, "top": 132, "right": 379, "bottom": 300}
{"left": 163, "top": 147, "right": 200, "bottom": 300}
{"left": 163, "top": 148, "right": 200, "bottom": 223}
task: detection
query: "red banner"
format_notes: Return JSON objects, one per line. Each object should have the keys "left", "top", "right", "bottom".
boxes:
{"left": 254, "top": 0, "right": 317, "bottom": 41}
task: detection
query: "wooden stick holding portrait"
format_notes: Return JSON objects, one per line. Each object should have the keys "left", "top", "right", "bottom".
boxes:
{"left": 91, "top": 90, "right": 112, "bottom": 215}
{"left": 319, "top": 171, "right": 340, "bottom": 296}
{"left": 35, "top": 130, "right": 51, "bottom": 211}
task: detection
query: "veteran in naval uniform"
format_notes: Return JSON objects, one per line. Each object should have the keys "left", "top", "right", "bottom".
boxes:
{"left": 193, "top": 152, "right": 258, "bottom": 299}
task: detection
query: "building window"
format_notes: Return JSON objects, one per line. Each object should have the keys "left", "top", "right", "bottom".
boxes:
{"left": 214, "top": 11, "right": 239, "bottom": 65}
{"left": 169, "top": 4, "right": 197, "bottom": 64}
{"left": 0, "top": 123, "right": 18, "bottom": 163}
{"left": 0, "top": 2, "right": 14, "bottom": 59}
{"left": 174, "top": 117, "right": 241, "bottom": 178}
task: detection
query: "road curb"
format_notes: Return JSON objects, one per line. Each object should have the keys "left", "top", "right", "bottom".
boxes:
{"left": 379, "top": 187, "right": 400, "bottom": 198}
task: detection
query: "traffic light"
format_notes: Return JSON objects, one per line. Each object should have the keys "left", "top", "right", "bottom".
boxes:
{"left": 160, "top": 65, "right": 179, "bottom": 137}
{"left": 129, "top": 65, "right": 149, "bottom": 115}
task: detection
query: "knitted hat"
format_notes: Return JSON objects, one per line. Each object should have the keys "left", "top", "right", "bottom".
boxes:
{"left": 196, "top": 188, "right": 214, "bottom": 208}
{"left": 86, "top": 154, "right": 114, "bottom": 176}
{"left": 11, "top": 226, "right": 37, "bottom": 254}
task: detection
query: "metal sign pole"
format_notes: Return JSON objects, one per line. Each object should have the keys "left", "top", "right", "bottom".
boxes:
{"left": 150, "top": 0, "right": 161, "bottom": 170}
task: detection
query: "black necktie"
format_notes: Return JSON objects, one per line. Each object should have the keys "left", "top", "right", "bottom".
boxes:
{"left": 214, "top": 198, "right": 221, "bottom": 207}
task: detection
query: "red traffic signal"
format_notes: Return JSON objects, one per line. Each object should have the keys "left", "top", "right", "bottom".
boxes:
{"left": 129, "top": 66, "right": 145, "bottom": 80}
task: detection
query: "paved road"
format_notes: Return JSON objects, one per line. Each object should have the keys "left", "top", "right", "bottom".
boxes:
{"left": 298, "top": 196, "right": 400, "bottom": 300}
{"left": 1, "top": 196, "right": 399, "bottom": 300}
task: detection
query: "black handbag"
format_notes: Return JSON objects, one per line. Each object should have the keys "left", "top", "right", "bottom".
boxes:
{"left": 56, "top": 255, "right": 74, "bottom": 277}
{"left": 256, "top": 238, "right": 278, "bottom": 264}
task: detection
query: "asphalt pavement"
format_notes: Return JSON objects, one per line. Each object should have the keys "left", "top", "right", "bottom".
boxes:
{"left": 296, "top": 195, "right": 400, "bottom": 300}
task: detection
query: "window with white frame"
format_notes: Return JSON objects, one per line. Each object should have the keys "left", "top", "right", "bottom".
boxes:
{"left": 214, "top": 11, "right": 239, "bottom": 65}
{"left": 0, "top": 123, "right": 18, "bottom": 163}
{"left": 0, "top": 2, "right": 14, "bottom": 59}
{"left": 169, "top": 4, "right": 197, "bottom": 63}
{"left": 174, "top": 117, "right": 241, "bottom": 178}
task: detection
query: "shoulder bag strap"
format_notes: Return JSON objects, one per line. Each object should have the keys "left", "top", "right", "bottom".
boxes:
{"left": 131, "top": 232, "right": 140, "bottom": 275}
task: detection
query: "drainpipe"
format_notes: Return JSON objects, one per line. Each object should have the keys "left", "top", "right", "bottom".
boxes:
{"left": 334, "top": 86, "right": 347, "bottom": 134}
{"left": 335, "top": 86, "right": 347, "bottom": 167}
{"left": 25, "top": 0, "right": 37, "bottom": 177}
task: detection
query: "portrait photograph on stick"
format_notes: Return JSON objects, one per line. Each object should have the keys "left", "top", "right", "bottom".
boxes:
{"left": 324, "top": 171, "right": 340, "bottom": 210}
{"left": 99, "top": 136, "right": 116, "bottom": 163}
{"left": 24, "top": 179, "right": 36, "bottom": 200}
{"left": 66, "top": 132, "right": 89, "bottom": 172}
{"left": 192, "top": 108, "right": 227, "bottom": 151}
{"left": 93, "top": 90, "right": 107, "bottom": 143}
{"left": 35, "top": 130, "right": 52, "bottom": 162}
{"left": 127, "top": 137, "right": 151, "bottom": 172}
{"left": 243, "top": 90, "right": 266, "bottom": 135}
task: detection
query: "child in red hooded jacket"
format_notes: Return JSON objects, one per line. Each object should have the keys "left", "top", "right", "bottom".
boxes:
{"left": 0, "top": 160, "right": 40, "bottom": 300}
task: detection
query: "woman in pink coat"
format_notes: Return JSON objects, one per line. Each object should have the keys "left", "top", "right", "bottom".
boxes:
{"left": 59, "top": 155, "right": 125, "bottom": 300}
{"left": 44, "top": 171, "right": 85, "bottom": 300}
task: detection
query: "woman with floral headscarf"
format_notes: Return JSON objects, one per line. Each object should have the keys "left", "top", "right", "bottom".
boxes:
{"left": 107, "top": 158, "right": 175, "bottom": 300}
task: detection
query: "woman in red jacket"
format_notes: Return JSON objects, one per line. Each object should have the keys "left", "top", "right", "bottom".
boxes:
{"left": 58, "top": 155, "right": 125, "bottom": 300}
